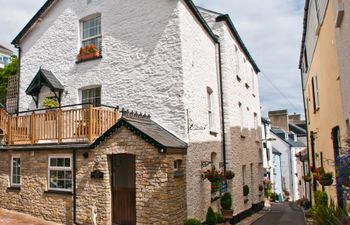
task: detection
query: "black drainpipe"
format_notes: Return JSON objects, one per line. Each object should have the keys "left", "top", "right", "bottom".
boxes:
{"left": 15, "top": 46, "right": 21, "bottom": 116}
{"left": 299, "top": 70, "right": 313, "bottom": 204}
{"left": 217, "top": 41, "right": 227, "bottom": 173}
{"left": 73, "top": 148, "right": 78, "bottom": 224}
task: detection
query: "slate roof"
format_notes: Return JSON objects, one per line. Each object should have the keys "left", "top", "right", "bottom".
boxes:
{"left": 271, "top": 128, "right": 305, "bottom": 148}
{"left": 26, "top": 68, "right": 64, "bottom": 96}
{"left": 92, "top": 113, "right": 187, "bottom": 152}
{"left": 289, "top": 122, "right": 306, "bottom": 136}
{"left": 272, "top": 147, "right": 281, "bottom": 155}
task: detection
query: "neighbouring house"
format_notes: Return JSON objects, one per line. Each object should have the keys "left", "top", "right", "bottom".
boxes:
{"left": 299, "top": 0, "right": 348, "bottom": 207}
{"left": 272, "top": 147, "right": 283, "bottom": 201}
{"left": 261, "top": 118, "right": 274, "bottom": 185}
{"left": 268, "top": 110, "right": 307, "bottom": 202}
{"left": 0, "top": 0, "right": 263, "bottom": 225}
{"left": 0, "top": 45, "right": 12, "bottom": 68}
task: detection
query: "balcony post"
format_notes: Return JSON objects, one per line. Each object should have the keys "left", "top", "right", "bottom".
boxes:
{"left": 88, "top": 104, "right": 93, "bottom": 143}
{"left": 57, "top": 109, "right": 62, "bottom": 143}
{"left": 7, "top": 117, "right": 11, "bottom": 144}
{"left": 31, "top": 113, "right": 36, "bottom": 144}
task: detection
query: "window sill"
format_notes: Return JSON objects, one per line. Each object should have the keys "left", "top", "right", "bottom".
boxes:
{"left": 210, "top": 131, "right": 218, "bottom": 136}
{"left": 7, "top": 186, "right": 20, "bottom": 191}
{"left": 44, "top": 190, "right": 73, "bottom": 195}
{"left": 76, "top": 55, "right": 103, "bottom": 64}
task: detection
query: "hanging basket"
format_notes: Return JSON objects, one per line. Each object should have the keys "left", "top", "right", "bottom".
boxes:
{"left": 319, "top": 178, "right": 333, "bottom": 186}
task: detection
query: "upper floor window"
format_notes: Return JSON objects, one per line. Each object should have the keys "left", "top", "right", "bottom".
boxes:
{"left": 11, "top": 155, "right": 21, "bottom": 187}
{"left": 207, "top": 87, "right": 214, "bottom": 131}
{"left": 82, "top": 86, "right": 101, "bottom": 107}
{"left": 312, "top": 75, "right": 320, "bottom": 111}
{"left": 81, "top": 15, "right": 102, "bottom": 51}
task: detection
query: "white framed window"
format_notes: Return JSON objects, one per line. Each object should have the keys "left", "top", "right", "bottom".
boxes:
{"left": 82, "top": 86, "right": 101, "bottom": 107}
{"left": 11, "top": 155, "right": 21, "bottom": 187}
{"left": 81, "top": 15, "right": 102, "bottom": 50}
{"left": 207, "top": 87, "right": 215, "bottom": 131}
{"left": 312, "top": 75, "right": 320, "bottom": 111}
{"left": 48, "top": 155, "right": 73, "bottom": 192}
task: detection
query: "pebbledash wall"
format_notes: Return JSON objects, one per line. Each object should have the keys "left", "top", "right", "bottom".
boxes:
{"left": 8, "top": 0, "right": 263, "bottom": 223}
{"left": 0, "top": 127, "right": 186, "bottom": 225}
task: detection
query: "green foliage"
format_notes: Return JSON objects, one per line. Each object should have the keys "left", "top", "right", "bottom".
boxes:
{"left": 264, "top": 187, "right": 272, "bottom": 198}
{"left": 243, "top": 185, "right": 250, "bottom": 197}
{"left": 314, "top": 191, "right": 328, "bottom": 207}
{"left": 220, "top": 192, "right": 232, "bottom": 210}
{"left": 206, "top": 207, "right": 217, "bottom": 225}
{"left": 184, "top": 218, "right": 202, "bottom": 225}
{"left": 270, "top": 192, "right": 277, "bottom": 202}
{"left": 43, "top": 98, "right": 59, "bottom": 109}
{"left": 0, "top": 55, "right": 18, "bottom": 105}
{"left": 225, "top": 170, "right": 235, "bottom": 180}
{"left": 215, "top": 212, "right": 224, "bottom": 223}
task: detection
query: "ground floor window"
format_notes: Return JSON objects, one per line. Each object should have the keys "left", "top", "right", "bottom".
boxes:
{"left": 48, "top": 155, "right": 72, "bottom": 191}
{"left": 11, "top": 155, "right": 21, "bottom": 187}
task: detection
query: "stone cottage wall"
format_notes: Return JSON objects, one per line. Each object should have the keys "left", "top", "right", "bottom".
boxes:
{"left": 0, "top": 127, "right": 187, "bottom": 225}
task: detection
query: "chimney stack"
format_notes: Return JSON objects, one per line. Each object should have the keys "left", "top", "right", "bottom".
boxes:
{"left": 268, "top": 110, "right": 289, "bottom": 131}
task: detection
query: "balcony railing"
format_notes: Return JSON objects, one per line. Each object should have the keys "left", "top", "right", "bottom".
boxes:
{"left": 0, "top": 104, "right": 121, "bottom": 145}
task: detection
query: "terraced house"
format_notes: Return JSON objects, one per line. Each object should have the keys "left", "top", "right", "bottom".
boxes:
{"left": 299, "top": 0, "right": 348, "bottom": 208}
{"left": 0, "top": 0, "right": 263, "bottom": 224}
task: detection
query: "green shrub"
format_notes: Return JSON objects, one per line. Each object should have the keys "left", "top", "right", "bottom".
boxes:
{"left": 184, "top": 218, "right": 202, "bottom": 225}
{"left": 270, "top": 192, "right": 277, "bottom": 202}
{"left": 206, "top": 207, "right": 217, "bottom": 225}
{"left": 243, "top": 185, "right": 250, "bottom": 197}
{"left": 215, "top": 212, "right": 224, "bottom": 223}
{"left": 314, "top": 191, "right": 328, "bottom": 207}
{"left": 43, "top": 98, "right": 59, "bottom": 109}
{"left": 220, "top": 192, "right": 232, "bottom": 210}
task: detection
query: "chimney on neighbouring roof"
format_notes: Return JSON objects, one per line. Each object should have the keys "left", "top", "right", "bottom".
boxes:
{"left": 268, "top": 110, "right": 289, "bottom": 132}
{"left": 288, "top": 113, "right": 301, "bottom": 123}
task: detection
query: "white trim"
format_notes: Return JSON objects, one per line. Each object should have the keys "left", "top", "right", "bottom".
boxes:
{"left": 10, "top": 154, "right": 21, "bottom": 187}
{"left": 47, "top": 154, "right": 73, "bottom": 192}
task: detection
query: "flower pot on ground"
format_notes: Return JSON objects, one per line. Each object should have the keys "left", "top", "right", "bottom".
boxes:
{"left": 243, "top": 185, "right": 250, "bottom": 204}
{"left": 319, "top": 172, "right": 333, "bottom": 186}
{"left": 220, "top": 192, "right": 233, "bottom": 220}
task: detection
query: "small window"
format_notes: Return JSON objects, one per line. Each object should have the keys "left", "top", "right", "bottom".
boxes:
{"left": 81, "top": 15, "right": 102, "bottom": 51}
{"left": 11, "top": 156, "right": 21, "bottom": 187}
{"left": 174, "top": 160, "right": 183, "bottom": 178}
{"left": 82, "top": 87, "right": 101, "bottom": 107}
{"left": 48, "top": 155, "right": 73, "bottom": 191}
{"left": 207, "top": 87, "right": 214, "bottom": 131}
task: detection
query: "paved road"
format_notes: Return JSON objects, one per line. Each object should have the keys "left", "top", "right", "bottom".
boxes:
{"left": 0, "top": 208, "right": 60, "bottom": 225}
{"left": 252, "top": 202, "right": 306, "bottom": 225}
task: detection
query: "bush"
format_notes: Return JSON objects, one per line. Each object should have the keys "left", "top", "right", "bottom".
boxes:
{"left": 43, "top": 98, "right": 59, "bottom": 109}
{"left": 314, "top": 191, "right": 328, "bottom": 207}
{"left": 296, "top": 197, "right": 311, "bottom": 210}
{"left": 270, "top": 192, "right": 277, "bottom": 202}
{"left": 215, "top": 212, "right": 224, "bottom": 223}
{"left": 225, "top": 170, "right": 235, "bottom": 180}
{"left": 184, "top": 219, "right": 202, "bottom": 225}
{"left": 243, "top": 185, "right": 250, "bottom": 197}
{"left": 220, "top": 192, "right": 232, "bottom": 210}
{"left": 206, "top": 207, "right": 217, "bottom": 225}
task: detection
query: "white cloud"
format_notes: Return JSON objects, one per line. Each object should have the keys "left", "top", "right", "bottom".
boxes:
{"left": 0, "top": 0, "right": 305, "bottom": 117}
{"left": 194, "top": 0, "right": 305, "bottom": 117}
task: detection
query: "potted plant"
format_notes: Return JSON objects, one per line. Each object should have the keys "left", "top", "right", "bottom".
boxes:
{"left": 312, "top": 167, "right": 325, "bottom": 181}
{"left": 43, "top": 98, "right": 59, "bottom": 109}
{"left": 220, "top": 192, "right": 233, "bottom": 220}
{"left": 225, "top": 170, "right": 235, "bottom": 180}
{"left": 184, "top": 219, "right": 202, "bottom": 225}
{"left": 206, "top": 207, "right": 217, "bottom": 225}
{"left": 319, "top": 172, "right": 333, "bottom": 186}
{"left": 283, "top": 189, "right": 290, "bottom": 201}
{"left": 215, "top": 212, "right": 225, "bottom": 225}
{"left": 303, "top": 174, "right": 312, "bottom": 182}
{"left": 202, "top": 166, "right": 224, "bottom": 183}
{"left": 77, "top": 44, "right": 101, "bottom": 61}
{"left": 243, "top": 185, "right": 250, "bottom": 203}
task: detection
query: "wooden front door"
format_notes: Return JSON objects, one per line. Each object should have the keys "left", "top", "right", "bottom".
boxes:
{"left": 112, "top": 154, "right": 136, "bottom": 225}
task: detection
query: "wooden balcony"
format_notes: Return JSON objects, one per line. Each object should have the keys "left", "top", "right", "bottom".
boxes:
{"left": 0, "top": 104, "right": 121, "bottom": 146}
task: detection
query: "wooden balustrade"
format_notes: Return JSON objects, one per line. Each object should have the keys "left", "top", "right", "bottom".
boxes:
{"left": 0, "top": 106, "right": 120, "bottom": 145}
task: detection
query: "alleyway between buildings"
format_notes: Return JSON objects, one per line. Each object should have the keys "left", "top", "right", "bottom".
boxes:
{"left": 252, "top": 202, "right": 306, "bottom": 225}
{"left": 0, "top": 208, "right": 60, "bottom": 225}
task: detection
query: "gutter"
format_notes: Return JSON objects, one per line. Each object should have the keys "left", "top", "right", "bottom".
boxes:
{"left": 217, "top": 41, "right": 226, "bottom": 172}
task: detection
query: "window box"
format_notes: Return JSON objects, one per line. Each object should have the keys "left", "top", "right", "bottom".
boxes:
{"left": 77, "top": 51, "right": 101, "bottom": 62}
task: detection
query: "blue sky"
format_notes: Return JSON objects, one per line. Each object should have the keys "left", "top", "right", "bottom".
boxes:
{"left": 0, "top": 0, "right": 305, "bottom": 117}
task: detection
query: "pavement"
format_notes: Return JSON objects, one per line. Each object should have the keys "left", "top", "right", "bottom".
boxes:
{"left": 0, "top": 208, "right": 60, "bottom": 225}
{"left": 251, "top": 202, "right": 306, "bottom": 225}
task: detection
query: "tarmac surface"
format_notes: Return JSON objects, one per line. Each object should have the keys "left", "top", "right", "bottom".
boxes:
{"left": 0, "top": 208, "right": 60, "bottom": 225}
{"left": 252, "top": 202, "right": 306, "bottom": 225}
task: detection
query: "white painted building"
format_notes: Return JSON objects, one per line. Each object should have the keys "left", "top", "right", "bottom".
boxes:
{"left": 11, "top": 0, "right": 262, "bottom": 222}
{"left": 261, "top": 118, "right": 274, "bottom": 184}
{"left": 0, "top": 45, "right": 12, "bottom": 68}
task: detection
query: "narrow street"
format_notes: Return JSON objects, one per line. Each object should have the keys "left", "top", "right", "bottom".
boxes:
{"left": 252, "top": 202, "right": 306, "bottom": 225}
